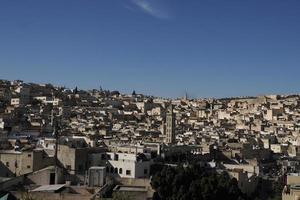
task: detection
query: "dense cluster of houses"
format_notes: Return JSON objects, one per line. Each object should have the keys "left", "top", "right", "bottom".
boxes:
{"left": 1, "top": 79, "right": 300, "bottom": 199}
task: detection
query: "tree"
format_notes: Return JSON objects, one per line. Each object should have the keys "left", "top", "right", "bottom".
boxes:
{"left": 31, "top": 99, "right": 42, "bottom": 106}
{"left": 151, "top": 164, "right": 246, "bottom": 200}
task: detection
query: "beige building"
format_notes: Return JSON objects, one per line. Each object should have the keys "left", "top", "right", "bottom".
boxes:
{"left": 165, "top": 105, "right": 175, "bottom": 144}
{"left": 57, "top": 137, "right": 106, "bottom": 178}
{"left": 282, "top": 174, "right": 300, "bottom": 200}
{"left": 283, "top": 184, "right": 300, "bottom": 200}
{"left": 0, "top": 149, "right": 50, "bottom": 176}
{"left": 57, "top": 143, "right": 88, "bottom": 175}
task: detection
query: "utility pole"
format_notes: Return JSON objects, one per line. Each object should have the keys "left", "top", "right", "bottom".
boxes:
{"left": 50, "top": 109, "right": 54, "bottom": 127}
{"left": 53, "top": 116, "right": 61, "bottom": 184}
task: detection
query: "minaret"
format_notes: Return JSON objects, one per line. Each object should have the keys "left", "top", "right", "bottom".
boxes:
{"left": 184, "top": 91, "right": 188, "bottom": 101}
{"left": 166, "top": 104, "right": 175, "bottom": 145}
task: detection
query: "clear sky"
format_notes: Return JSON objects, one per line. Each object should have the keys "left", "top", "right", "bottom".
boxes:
{"left": 0, "top": 0, "right": 300, "bottom": 98}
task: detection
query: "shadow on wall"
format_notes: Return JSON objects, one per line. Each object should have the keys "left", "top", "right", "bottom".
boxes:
{"left": 0, "top": 162, "right": 15, "bottom": 177}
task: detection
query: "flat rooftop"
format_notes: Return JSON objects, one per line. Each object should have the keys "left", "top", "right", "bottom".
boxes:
{"left": 31, "top": 184, "right": 65, "bottom": 192}
{"left": 113, "top": 185, "right": 147, "bottom": 192}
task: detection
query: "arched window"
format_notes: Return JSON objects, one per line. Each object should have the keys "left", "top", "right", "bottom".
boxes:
{"left": 114, "top": 168, "right": 118, "bottom": 173}
{"left": 119, "top": 168, "right": 123, "bottom": 174}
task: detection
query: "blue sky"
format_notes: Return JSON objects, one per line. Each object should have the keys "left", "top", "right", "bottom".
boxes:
{"left": 0, "top": 0, "right": 300, "bottom": 98}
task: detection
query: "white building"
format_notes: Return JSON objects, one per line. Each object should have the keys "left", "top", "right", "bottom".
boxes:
{"left": 89, "top": 150, "right": 152, "bottom": 179}
{"left": 33, "top": 96, "right": 60, "bottom": 106}
{"left": 106, "top": 152, "right": 151, "bottom": 179}
{"left": 0, "top": 118, "right": 4, "bottom": 130}
{"left": 10, "top": 98, "right": 20, "bottom": 107}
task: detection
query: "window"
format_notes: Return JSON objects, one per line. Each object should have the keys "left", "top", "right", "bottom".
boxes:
{"left": 115, "top": 154, "right": 119, "bottom": 161}
{"left": 126, "top": 170, "right": 131, "bottom": 176}
{"left": 144, "top": 169, "right": 148, "bottom": 175}
{"left": 27, "top": 165, "right": 31, "bottom": 169}
{"left": 6, "top": 162, "right": 9, "bottom": 167}
{"left": 66, "top": 165, "right": 71, "bottom": 171}
{"left": 114, "top": 168, "right": 118, "bottom": 173}
{"left": 119, "top": 168, "right": 123, "bottom": 174}
{"left": 110, "top": 167, "right": 114, "bottom": 173}
{"left": 28, "top": 154, "right": 31, "bottom": 157}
